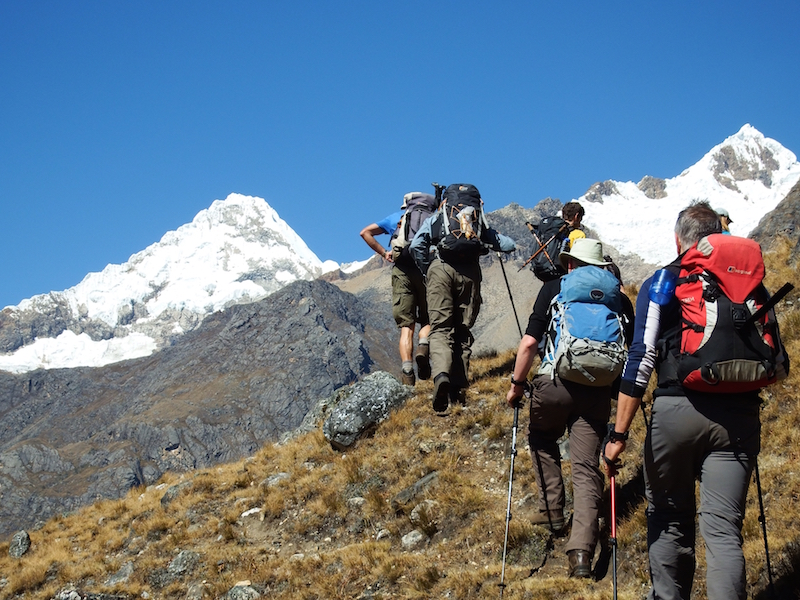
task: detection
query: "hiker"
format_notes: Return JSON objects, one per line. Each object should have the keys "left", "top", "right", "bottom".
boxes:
{"left": 603, "top": 201, "right": 788, "bottom": 600}
{"left": 715, "top": 207, "right": 733, "bottom": 234}
{"left": 506, "top": 238, "right": 634, "bottom": 579}
{"left": 360, "top": 191, "right": 437, "bottom": 385}
{"left": 527, "top": 201, "right": 586, "bottom": 281}
{"left": 562, "top": 201, "right": 586, "bottom": 249}
{"left": 410, "top": 183, "right": 515, "bottom": 412}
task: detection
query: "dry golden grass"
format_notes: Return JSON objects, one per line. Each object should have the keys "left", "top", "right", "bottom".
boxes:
{"left": 0, "top": 248, "right": 798, "bottom": 600}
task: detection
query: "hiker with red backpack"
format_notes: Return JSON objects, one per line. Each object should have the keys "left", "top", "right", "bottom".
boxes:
{"left": 603, "top": 201, "right": 789, "bottom": 600}
{"left": 360, "top": 190, "right": 438, "bottom": 386}
{"left": 506, "top": 238, "right": 635, "bottom": 579}
{"left": 410, "top": 183, "right": 516, "bottom": 413}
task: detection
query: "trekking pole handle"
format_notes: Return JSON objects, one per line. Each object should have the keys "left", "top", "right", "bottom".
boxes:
{"left": 743, "top": 282, "right": 794, "bottom": 328}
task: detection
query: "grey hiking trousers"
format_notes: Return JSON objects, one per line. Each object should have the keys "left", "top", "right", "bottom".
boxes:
{"left": 644, "top": 394, "right": 760, "bottom": 600}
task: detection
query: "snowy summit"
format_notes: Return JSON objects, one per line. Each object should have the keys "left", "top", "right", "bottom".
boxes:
{"left": 1, "top": 125, "right": 798, "bottom": 374}
{"left": 0, "top": 194, "right": 337, "bottom": 373}
{"left": 581, "top": 124, "right": 800, "bottom": 265}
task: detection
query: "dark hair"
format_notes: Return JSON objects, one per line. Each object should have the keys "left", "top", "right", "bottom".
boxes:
{"left": 675, "top": 201, "right": 722, "bottom": 250}
{"left": 603, "top": 255, "right": 623, "bottom": 285}
{"left": 562, "top": 202, "right": 585, "bottom": 222}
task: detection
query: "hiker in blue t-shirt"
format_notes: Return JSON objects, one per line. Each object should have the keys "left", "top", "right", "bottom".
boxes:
{"left": 360, "top": 203, "right": 431, "bottom": 386}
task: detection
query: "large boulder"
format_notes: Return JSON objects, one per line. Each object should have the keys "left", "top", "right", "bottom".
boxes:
{"left": 323, "top": 371, "right": 413, "bottom": 450}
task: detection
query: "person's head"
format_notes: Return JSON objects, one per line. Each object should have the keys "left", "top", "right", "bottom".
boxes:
{"left": 715, "top": 207, "right": 733, "bottom": 231}
{"left": 562, "top": 202, "right": 585, "bottom": 228}
{"left": 559, "top": 238, "right": 611, "bottom": 272}
{"left": 674, "top": 201, "right": 723, "bottom": 253}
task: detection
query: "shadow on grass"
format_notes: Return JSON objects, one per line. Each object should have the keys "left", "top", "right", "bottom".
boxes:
{"left": 753, "top": 539, "right": 800, "bottom": 600}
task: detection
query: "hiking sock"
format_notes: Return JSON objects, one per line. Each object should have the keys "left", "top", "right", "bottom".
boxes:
{"left": 401, "top": 361, "right": 416, "bottom": 386}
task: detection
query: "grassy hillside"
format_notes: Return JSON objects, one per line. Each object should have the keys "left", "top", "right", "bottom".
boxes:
{"left": 0, "top": 240, "right": 798, "bottom": 600}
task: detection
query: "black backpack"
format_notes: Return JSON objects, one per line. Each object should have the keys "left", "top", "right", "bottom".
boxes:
{"left": 433, "top": 183, "right": 489, "bottom": 260}
{"left": 390, "top": 192, "right": 438, "bottom": 266}
{"left": 528, "top": 216, "right": 569, "bottom": 281}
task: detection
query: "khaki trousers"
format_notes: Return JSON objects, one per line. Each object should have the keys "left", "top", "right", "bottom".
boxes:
{"left": 528, "top": 374, "right": 611, "bottom": 555}
{"left": 425, "top": 258, "right": 482, "bottom": 389}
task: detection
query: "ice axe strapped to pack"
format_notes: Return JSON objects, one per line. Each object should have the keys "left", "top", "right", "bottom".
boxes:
{"left": 519, "top": 217, "right": 570, "bottom": 280}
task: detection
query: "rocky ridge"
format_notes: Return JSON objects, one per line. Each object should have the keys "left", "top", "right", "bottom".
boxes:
{"left": 0, "top": 279, "right": 396, "bottom": 537}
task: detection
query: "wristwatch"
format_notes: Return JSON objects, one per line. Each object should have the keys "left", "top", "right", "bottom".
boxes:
{"left": 510, "top": 376, "right": 526, "bottom": 386}
{"left": 607, "top": 429, "right": 629, "bottom": 443}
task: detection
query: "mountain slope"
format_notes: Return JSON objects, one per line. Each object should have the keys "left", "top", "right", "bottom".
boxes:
{"left": 0, "top": 279, "right": 396, "bottom": 537}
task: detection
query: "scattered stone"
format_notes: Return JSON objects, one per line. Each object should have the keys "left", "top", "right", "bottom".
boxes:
{"left": 390, "top": 471, "right": 439, "bottom": 513}
{"left": 185, "top": 582, "right": 208, "bottom": 600}
{"left": 347, "top": 496, "right": 366, "bottom": 509}
{"left": 376, "top": 529, "right": 392, "bottom": 541}
{"left": 160, "top": 482, "right": 191, "bottom": 508}
{"left": 222, "top": 583, "right": 261, "bottom": 599}
{"left": 168, "top": 550, "right": 200, "bottom": 577}
{"left": 262, "top": 472, "right": 290, "bottom": 488}
{"left": 9, "top": 530, "right": 31, "bottom": 558}
{"left": 410, "top": 500, "right": 439, "bottom": 528}
{"left": 105, "top": 561, "right": 134, "bottom": 585}
{"left": 401, "top": 529, "right": 427, "bottom": 550}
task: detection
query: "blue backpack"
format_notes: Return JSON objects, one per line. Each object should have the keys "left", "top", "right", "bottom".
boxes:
{"left": 539, "top": 266, "right": 627, "bottom": 386}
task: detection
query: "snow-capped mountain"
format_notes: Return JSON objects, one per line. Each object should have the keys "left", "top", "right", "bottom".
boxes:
{"left": 1, "top": 125, "right": 798, "bottom": 375}
{"left": 581, "top": 124, "right": 800, "bottom": 265}
{"left": 0, "top": 194, "right": 339, "bottom": 373}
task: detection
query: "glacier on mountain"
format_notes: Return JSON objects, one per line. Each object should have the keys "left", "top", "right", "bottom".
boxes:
{"left": 582, "top": 124, "right": 800, "bottom": 265}
{"left": 0, "top": 194, "right": 333, "bottom": 373}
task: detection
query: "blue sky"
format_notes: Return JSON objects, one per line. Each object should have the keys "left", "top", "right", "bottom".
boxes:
{"left": 2, "top": 1, "right": 799, "bottom": 309}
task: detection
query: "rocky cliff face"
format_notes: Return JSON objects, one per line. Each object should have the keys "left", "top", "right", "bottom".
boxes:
{"left": 0, "top": 279, "right": 396, "bottom": 536}
{"left": 749, "top": 178, "right": 800, "bottom": 258}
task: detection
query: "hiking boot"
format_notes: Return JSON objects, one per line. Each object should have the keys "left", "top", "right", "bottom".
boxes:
{"left": 432, "top": 373, "right": 450, "bottom": 413}
{"left": 449, "top": 387, "right": 467, "bottom": 406}
{"left": 531, "top": 509, "right": 565, "bottom": 533}
{"left": 415, "top": 344, "right": 431, "bottom": 381}
{"left": 567, "top": 549, "right": 592, "bottom": 579}
{"left": 401, "top": 369, "right": 416, "bottom": 386}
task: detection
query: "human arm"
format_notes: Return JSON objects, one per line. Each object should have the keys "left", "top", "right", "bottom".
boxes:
{"left": 603, "top": 275, "right": 662, "bottom": 474}
{"left": 360, "top": 223, "right": 394, "bottom": 262}
{"left": 506, "top": 334, "right": 538, "bottom": 406}
{"left": 481, "top": 228, "right": 516, "bottom": 253}
{"left": 409, "top": 214, "right": 437, "bottom": 275}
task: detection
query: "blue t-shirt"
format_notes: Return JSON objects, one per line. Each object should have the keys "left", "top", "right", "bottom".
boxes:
{"left": 375, "top": 210, "right": 405, "bottom": 237}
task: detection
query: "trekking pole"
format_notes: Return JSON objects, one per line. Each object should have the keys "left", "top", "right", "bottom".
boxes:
{"left": 498, "top": 253, "right": 523, "bottom": 338}
{"left": 754, "top": 458, "right": 777, "bottom": 599}
{"left": 609, "top": 470, "right": 619, "bottom": 600}
{"left": 499, "top": 400, "right": 520, "bottom": 598}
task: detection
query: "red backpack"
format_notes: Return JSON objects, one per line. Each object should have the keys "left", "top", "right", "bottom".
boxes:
{"left": 658, "top": 234, "right": 790, "bottom": 393}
